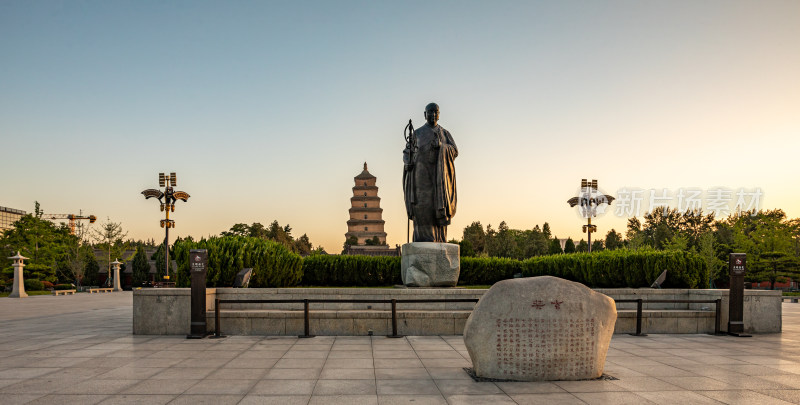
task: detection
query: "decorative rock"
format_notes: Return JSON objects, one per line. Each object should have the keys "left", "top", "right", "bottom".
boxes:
{"left": 463, "top": 276, "right": 616, "bottom": 381}
{"left": 401, "top": 242, "right": 460, "bottom": 287}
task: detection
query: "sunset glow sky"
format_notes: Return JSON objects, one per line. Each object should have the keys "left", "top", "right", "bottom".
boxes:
{"left": 2, "top": 1, "right": 798, "bottom": 252}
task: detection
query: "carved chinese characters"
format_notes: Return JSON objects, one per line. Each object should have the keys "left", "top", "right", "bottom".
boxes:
{"left": 464, "top": 276, "right": 616, "bottom": 381}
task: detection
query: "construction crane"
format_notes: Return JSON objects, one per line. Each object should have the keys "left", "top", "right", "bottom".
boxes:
{"left": 43, "top": 214, "right": 97, "bottom": 235}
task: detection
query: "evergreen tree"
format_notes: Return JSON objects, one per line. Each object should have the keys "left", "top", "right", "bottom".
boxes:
{"left": 549, "top": 237, "right": 563, "bottom": 254}
{"left": 132, "top": 246, "right": 150, "bottom": 286}
{"left": 576, "top": 239, "right": 588, "bottom": 253}
{"left": 564, "top": 238, "right": 576, "bottom": 253}
{"left": 604, "top": 229, "right": 623, "bottom": 250}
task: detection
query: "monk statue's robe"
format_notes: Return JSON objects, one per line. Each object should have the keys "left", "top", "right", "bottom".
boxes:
{"left": 403, "top": 122, "right": 457, "bottom": 242}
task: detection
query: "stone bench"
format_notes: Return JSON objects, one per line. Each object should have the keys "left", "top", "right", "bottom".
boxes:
{"left": 52, "top": 290, "right": 76, "bottom": 296}
{"left": 88, "top": 288, "right": 113, "bottom": 293}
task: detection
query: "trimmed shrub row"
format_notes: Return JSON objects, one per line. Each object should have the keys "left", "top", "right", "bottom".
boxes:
{"left": 165, "top": 240, "right": 706, "bottom": 289}
{"left": 172, "top": 235, "right": 303, "bottom": 288}
{"left": 302, "top": 255, "right": 401, "bottom": 286}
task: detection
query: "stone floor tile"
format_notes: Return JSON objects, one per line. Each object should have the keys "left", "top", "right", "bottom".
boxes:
{"left": 237, "top": 395, "right": 310, "bottom": 405}
{"left": 623, "top": 363, "right": 698, "bottom": 377}
{"left": 222, "top": 357, "right": 278, "bottom": 368}
{"left": 377, "top": 394, "right": 447, "bottom": 405}
{"left": 320, "top": 367, "right": 375, "bottom": 379}
{"left": 375, "top": 358, "right": 423, "bottom": 368}
{"left": 0, "top": 367, "right": 59, "bottom": 379}
{"left": 274, "top": 358, "right": 326, "bottom": 368}
{"left": 373, "top": 350, "right": 418, "bottom": 359}
{"left": 708, "top": 374, "right": 798, "bottom": 390}
{"left": 755, "top": 389, "right": 800, "bottom": 404}
{"left": 420, "top": 358, "right": 471, "bottom": 368}
{"left": 263, "top": 367, "right": 321, "bottom": 379}
{"left": 635, "top": 390, "right": 725, "bottom": 405}
{"left": 313, "top": 379, "right": 377, "bottom": 395}
{"left": 324, "top": 358, "right": 374, "bottom": 368}
{"left": 166, "top": 394, "right": 244, "bottom": 405}
{"left": 24, "top": 394, "right": 110, "bottom": 405}
{"left": 415, "top": 350, "right": 465, "bottom": 359}
{"left": 283, "top": 350, "right": 329, "bottom": 359}
{"left": 95, "top": 366, "right": 164, "bottom": 379}
{"left": 152, "top": 367, "right": 215, "bottom": 380}
{"left": 328, "top": 350, "right": 374, "bottom": 359}
{"left": 205, "top": 367, "right": 266, "bottom": 380}
{"left": 98, "top": 394, "right": 176, "bottom": 404}
{"left": 375, "top": 368, "right": 430, "bottom": 380}
{"left": 554, "top": 379, "right": 629, "bottom": 393}
{"left": 657, "top": 375, "right": 740, "bottom": 390}
{"left": 183, "top": 378, "right": 257, "bottom": 395}
{"left": 377, "top": 379, "right": 440, "bottom": 395}
{"left": 425, "top": 367, "right": 472, "bottom": 380}
{"left": 572, "top": 391, "right": 657, "bottom": 405}
{"left": 308, "top": 395, "right": 378, "bottom": 405}
{"left": 697, "top": 389, "right": 795, "bottom": 404}
{"left": 0, "top": 394, "right": 47, "bottom": 404}
{"left": 249, "top": 379, "right": 316, "bottom": 395}
{"left": 120, "top": 379, "right": 201, "bottom": 395}
{"left": 494, "top": 381, "right": 566, "bottom": 394}
{"left": 443, "top": 394, "right": 519, "bottom": 404}
{"left": 512, "top": 393, "right": 587, "bottom": 404}
{"left": 608, "top": 376, "right": 685, "bottom": 392}
{"left": 61, "top": 378, "right": 141, "bottom": 394}
{"left": 173, "top": 358, "right": 230, "bottom": 368}
{"left": 240, "top": 349, "right": 286, "bottom": 358}
{"left": 435, "top": 380, "right": 503, "bottom": 395}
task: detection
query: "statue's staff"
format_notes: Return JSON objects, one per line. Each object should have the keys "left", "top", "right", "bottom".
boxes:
{"left": 403, "top": 119, "right": 415, "bottom": 243}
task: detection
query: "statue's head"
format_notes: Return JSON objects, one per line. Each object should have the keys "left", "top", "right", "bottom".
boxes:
{"left": 424, "top": 102, "right": 439, "bottom": 126}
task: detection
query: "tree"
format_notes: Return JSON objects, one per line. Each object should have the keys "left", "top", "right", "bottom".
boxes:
{"left": 549, "top": 237, "right": 563, "bottom": 254}
{"left": 462, "top": 222, "right": 486, "bottom": 256}
{"left": 564, "top": 238, "right": 576, "bottom": 254}
{"left": 91, "top": 218, "right": 130, "bottom": 286}
{"left": 591, "top": 240, "right": 604, "bottom": 252}
{"left": 604, "top": 229, "right": 623, "bottom": 250}
{"left": 295, "top": 234, "right": 313, "bottom": 255}
{"left": 131, "top": 246, "right": 150, "bottom": 286}
{"left": 345, "top": 236, "right": 358, "bottom": 246}
{"left": 1, "top": 206, "right": 72, "bottom": 284}
{"left": 697, "top": 232, "right": 724, "bottom": 288}
{"left": 576, "top": 239, "right": 588, "bottom": 253}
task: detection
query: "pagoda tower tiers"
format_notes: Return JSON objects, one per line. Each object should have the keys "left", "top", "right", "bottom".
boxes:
{"left": 345, "top": 163, "right": 387, "bottom": 245}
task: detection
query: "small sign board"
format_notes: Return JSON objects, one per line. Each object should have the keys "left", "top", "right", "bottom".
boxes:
{"left": 729, "top": 253, "right": 746, "bottom": 275}
{"left": 188, "top": 249, "right": 208, "bottom": 339}
{"left": 190, "top": 251, "right": 207, "bottom": 272}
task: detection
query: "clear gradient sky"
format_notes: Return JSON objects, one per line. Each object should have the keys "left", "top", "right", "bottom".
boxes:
{"left": 1, "top": 1, "right": 798, "bottom": 253}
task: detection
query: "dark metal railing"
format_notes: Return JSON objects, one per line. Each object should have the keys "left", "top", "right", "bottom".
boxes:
{"left": 212, "top": 297, "right": 723, "bottom": 338}
{"left": 213, "top": 298, "right": 480, "bottom": 338}
{"left": 616, "top": 299, "right": 722, "bottom": 336}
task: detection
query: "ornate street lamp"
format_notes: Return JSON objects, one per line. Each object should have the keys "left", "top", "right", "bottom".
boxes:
{"left": 142, "top": 172, "right": 190, "bottom": 282}
{"left": 567, "top": 179, "right": 614, "bottom": 253}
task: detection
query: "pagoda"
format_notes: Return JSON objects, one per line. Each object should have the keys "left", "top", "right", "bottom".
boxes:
{"left": 345, "top": 162, "right": 388, "bottom": 245}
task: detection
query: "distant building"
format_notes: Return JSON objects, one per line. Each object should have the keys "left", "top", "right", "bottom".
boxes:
{"left": 344, "top": 163, "right": 399, "bottom": 257}
{"left": 0, "top": 206, "right": 26, "bottom": 233}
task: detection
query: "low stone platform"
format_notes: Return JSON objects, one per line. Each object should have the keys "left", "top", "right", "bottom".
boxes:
{"left": 133, "top": 287, "right": 782, "bottom": 336}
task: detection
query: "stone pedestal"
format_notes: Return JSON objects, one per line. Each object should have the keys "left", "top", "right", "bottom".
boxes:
{"left": 112, "top": 260, "right": 122, "bottom": 292}
{"left": 8, "top": 252, "right": 28, "bottom": 298}
{"left": 464, "top": 276, "right": 617, "bottom": 381}
{"left": 401, "top": 243, "right": 460, "bottom": 287}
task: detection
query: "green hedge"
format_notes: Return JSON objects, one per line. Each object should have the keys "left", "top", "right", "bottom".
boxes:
{"left": 302, "top": 255, "right": 401, "bottom": 286}
{"left": 54, "top": 284, "right": 73, "bottom": 290}
{"left": 24, "top": 279, "right": 44, "bottom": 291}
{"left": 172, "top": 235, "right": 303, "bottom": 288}
{"left": 520, "top": 249, "right": 705, "bottom": 288}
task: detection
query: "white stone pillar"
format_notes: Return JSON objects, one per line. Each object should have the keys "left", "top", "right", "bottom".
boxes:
{"left": 112, "top": 260, "right": 122, "bottom": 292}
{"left": 8, "top": 252, "right": 29, "bottom": 298}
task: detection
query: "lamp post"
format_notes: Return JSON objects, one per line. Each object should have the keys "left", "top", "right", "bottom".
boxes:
{"left": 142, "top": 172, "right": 190, "bottom": 283}
{"left": 567, "top": 179, "right": 614, "bottom": 253}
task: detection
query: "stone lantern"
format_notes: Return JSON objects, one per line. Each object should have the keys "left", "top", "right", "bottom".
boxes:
{"left": 8, "top": 252, "right": 29, "bottom": 298}
{"left": 111, "top": 259, "right": 122, "bottom": 292}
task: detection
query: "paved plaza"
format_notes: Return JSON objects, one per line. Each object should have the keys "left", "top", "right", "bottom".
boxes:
{"left": 1, "top": 292, "right": 799, "bottom": 404}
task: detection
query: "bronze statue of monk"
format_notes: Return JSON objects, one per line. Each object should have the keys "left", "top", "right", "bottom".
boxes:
{"left": 403, "top": 103, "right": 458, "bottom": 242}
